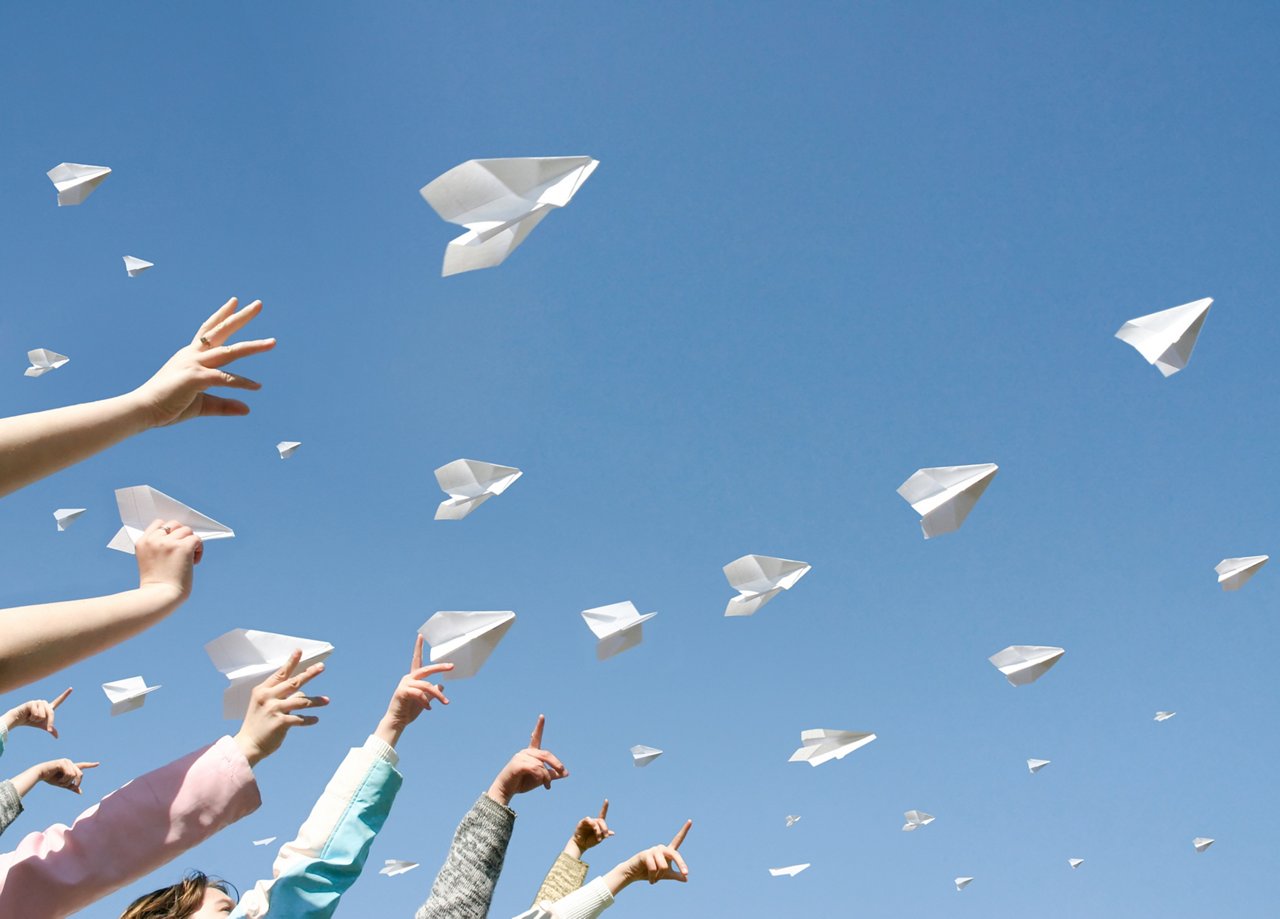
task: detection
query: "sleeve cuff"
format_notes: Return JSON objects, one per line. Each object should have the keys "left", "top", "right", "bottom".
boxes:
{"left": 545, "top": 877, "right": 613, "bottom": 919}
{"left": 477, "top": 791, "right": 518, "bottom": 822}
{"left": 363, "top": 734, "right": 399, "bottom": 767}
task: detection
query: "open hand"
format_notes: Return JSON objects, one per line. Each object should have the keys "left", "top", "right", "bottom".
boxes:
{"left": 233, "top": 649, "right": 328, "bottom": 767}
{"left": 375, "top": 635, "right": 453, "bottom": 748}
{"left": 486, "top": 715, "right": 569, "bottom": 806}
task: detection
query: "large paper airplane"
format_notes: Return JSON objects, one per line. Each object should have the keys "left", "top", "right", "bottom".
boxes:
{"left": 107, "top": 485, "right": 234, "bottom": 554}
{"left": 897, "top": 464, "right": 998, "bottom": 538}
{"left": 123, "top": 256, "right": 154, "bottom": 277}
{"left": 989, "top": 645, "right": 1065, "bottom": 686}
{"left": 630, "top": 744, "right": 663, "bottom": 767}
{"left": 419, "top": 611, "right": 516, "bottom": 679}
{"left": 101, "top": 676, "right": 161, "bottom": 716}
{"left": 1115, "top": 298, "right": 1212, "bottom": 377}
{"left": 902, "top": 810, "right": 935, "bottom": 832}
{"left": 420, "top": 156, "right": 598, "bottom": 276}
{"left": 434, "top": 459, "right": 522, "bottom": 520}
{"left": 25, "top": 349, "right": 69, "bottom": 378}
{"left": 47, "top": 162, "right": 110, "bottom": 205}
{"left": 1215, "top": 555, "right": 1268, "bottom": 591}
{"left": 723, "top": 554, "right": 811, "bottom": 617}
{"left": 205, "top": 628, "right": 334, "bottom": 719}
{"left": 380, "top": 860, "right": 420, "bottom": 877}
{"left": 789, "top": 729, "right": 876, "bottom": 767}
{"left": 769, "top": 864, "right": 810, "bottom": 877}
{"left": 582, "top": 601, "right": 656, "bottom": 660}
{"left": 54, "top": 508, "right": 86, "bottom": 531}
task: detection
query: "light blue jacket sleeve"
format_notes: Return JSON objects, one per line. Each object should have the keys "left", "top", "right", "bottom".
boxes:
{"left": 230, "top": 736, "right": 403, "bottom": 919}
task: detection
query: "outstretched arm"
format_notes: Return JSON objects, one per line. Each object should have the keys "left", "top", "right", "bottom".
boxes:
{"left": 533, "top": 799, "right": 613, "bottom": 904}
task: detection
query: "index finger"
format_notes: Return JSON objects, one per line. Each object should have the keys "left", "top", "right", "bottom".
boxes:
{"left": 50, "top": 688, "right": 73, "bottom": 710}
{"left": 530, "top": 714, "right": 545, "bottom": 749}
{"left": 670, "top": 819, "right": 692, "bottom": 850}
{"left": 77, "top": 762, "right": 100, "bottom": 770}
{"left": 196, "top": 297, "right": 240, "bottom": 338}
{"left": 266, "top": 650, "right": 304, "bottom": 686}
{"left": 411, "top": 634, "right": 424, "bottom": 672}
{"left": 599, "top": 798, "right": 610, "bottom": 821}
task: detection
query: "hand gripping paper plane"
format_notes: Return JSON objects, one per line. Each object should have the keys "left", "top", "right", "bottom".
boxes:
{"left": 789, "top": 729, "right": 876, "bottom": 766}
{"left": 47, "top": 162, "right": 110, "bottom": 205}
{"left": 434, "top": 459, "right": 522, "bottom": 520}
{"left": 902, "top": 810, "right": 935, "bottom": 832}
{"left": 101, "top": 676, "right": 161, "bottom": 716}
{"left": 418, "top": 611, "right": 516, "bottom": 680}
{"left": 420, "top": 156, "right": 598, "bottom": 276}
{"left": 25, "top": 349, "right": 69, "bottom": 378}
{"left": 107, "top": 485, "right": 234, "bottom": 554}
{"left": 122, "top": 256, "right": 154, "bottom": 277}
{"left": 769, "top": 864, "right": 810, "bottom": 877}
{"left": 1215, "top": 555, "right": 1268, "bottom": 591}
{"left": 723, "top": 554, "right": 811, "bottom": 617}
{"left": 205, "top": 628, "right": 334, "bottom": 719}
{"left": 379, "top": 860, "right": 420, "bottom": 877}
{"left": 54, "top": 508, "right": 86, "bottom": 531}
{"left": 630, "top": 745, "right": 663, "bottom": 767}
{"left": 897, "top": 464, "right": 998, "bottom": 538}
{"left": 989, "top": 645, "right": 1065, "bottom": 686}
{"left": 582, "top": 601, "right": 656, "bottom": 660}
{"left": 1115, "top": 298, "right": 1212, "bottom": 377}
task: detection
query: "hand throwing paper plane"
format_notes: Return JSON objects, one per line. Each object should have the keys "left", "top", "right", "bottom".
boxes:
{"left": 789, "top": 729, "right": 876, "bottom": 767}
{"left": 1115, "top": 298, "right": 1212, "bottom": 377}
{"left": 989, "top": 645, "right": 1065, "bottom": 686}
{"left": 1154, "top": 711, "right": 1176, "bottom": 722}
{"left": 1068, "top": 858, "right": 1084, "bottom": 869}
{"left": 723, "top": 554, "right": 811, "bottom": 617}
{"left": 769, "top": 864, "right": 810, "bottom": 877}
{"left": 25, "top": 349, "right": 69, "bottom": 378}
{"left": 47, "top": 162, "right": 110, "bottom": 205}
{"left": 123, "top": 256, "right": 154, "bottom": 277}
{"left": 955, "top": 877, "right": 974, "bottom": 891}
{"left": 897, "top": 464, "right": 998, "bottom": 538}
{"left": 54, "top": 508, "right": 86, "bottom": 531}
{"left": 434, "top": 458, "right": 522, "bottom": 520}
{"left": 101, "top": 676, "right": 161, "bottom": 716}
{"left": 902, "top": 810, "right": 935, "bottom": 832}
{"left": 1027, "top": 758, "right": 1051, "bottom": 774}
{"left": 380, "top": 860, "right": 420, "bottom": 877}
{"left": 420, "top": 156, "right": 598, "bottom": 276}
{"left": 276, "top": 441, "right": 302, "bottom": 460}
{"left": 1215, "top": 555, "right": 1268, "bottom": 591}
{"left": 582, "top": 601, "right": 656, "bottom": 660}
{"left": 252, "top": 837, "right": 277, "bottom": 847}
{"left": 206, "top": 628, "right": 334, "bottom": 719}
{"left": 630, "top": 744, "right": 663, "bottom": 767}
{"left": 1193, "top": 837, "right": 1214, "bottom": 853}
{"left": 419, "top": 611, "right": 516, "bottom": 679}
{"left": 107, "top": 485, "right": 234, "bottom": 554}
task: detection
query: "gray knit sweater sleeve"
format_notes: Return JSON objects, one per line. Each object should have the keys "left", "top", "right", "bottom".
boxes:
{"left": 415, "top": 794, "right": 516, "bottom": 919}
{"left": 0, "top": 780, "right": 23, "bottom": 837}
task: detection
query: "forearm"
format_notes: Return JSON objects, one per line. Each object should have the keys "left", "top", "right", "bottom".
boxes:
{"left": 8, "top": 768, "right": 39, "bottom": 798}
{"left": 416, "top": 795, "right": 516, "bottom": 919}
{"left": 0, "top": 781, "right": 22, "bottom": 837}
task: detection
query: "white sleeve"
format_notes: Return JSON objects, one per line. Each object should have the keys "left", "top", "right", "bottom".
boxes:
{"left": 515, "top": 877, "right": 614, "bottom": 919}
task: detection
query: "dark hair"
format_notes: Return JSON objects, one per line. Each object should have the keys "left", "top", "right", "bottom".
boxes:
{"left": 119, "top": 871, "right": 237, "bottom": 919}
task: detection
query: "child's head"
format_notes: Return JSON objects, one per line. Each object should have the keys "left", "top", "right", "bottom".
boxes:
{"left": 119, "top": 872, "right": 237, "bottom": 919}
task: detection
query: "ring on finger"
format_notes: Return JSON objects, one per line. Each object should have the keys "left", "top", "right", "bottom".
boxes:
{"left": 162, "top": 526, "right": 172, "bottom": 534}
{"left": 199, "top": 335, "right": 211, "bottom": 347}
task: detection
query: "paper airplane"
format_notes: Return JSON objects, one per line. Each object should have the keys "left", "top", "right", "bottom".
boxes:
{"left": 47, "top": 163, "right": 110, "bottom": 206}
{"left": 1215, "top": 555, "right": 1268, "bottom": 591}
{"left": 955, "top": 877, "right": 974, "bottom": 891}
{"left": 723, "top": 554, "right": 811, "bottom": 617}
{"left": 205, "top": 628, "right": 334, "bottom": 719}
{"left": 630, "top": 745, "right": 663, "bottom": 767}
{"left": 252, "top": 837, "right": 277, "bottom": 847}
{"left": 276, "top": 441, "right": 302, "bottom": 459}
{"left": 1068, "top": 858, "right": 1084, "bottom": 869}
{"left": 769, "top": 864, "right": 810, "bottom": 877}
{"left": 1115, "top": 298, "right": 1212, "bottom": 377}
{"left": 419, "top": 611, "right": 515, "bottom": 680}
{"left": 1193, "top": 837, "right": 1214, "bottom": 853}
{"left": 107, "top": 485, "right": 234, "bottom": 554}
{"left": 123, "top": 256, "right": 154, "bottom": 277}
{"left": 897, "top": 464, "right": 998, "bottom": 538}
{"left": 902, "top": 810, "right": 935, "bottom": 832}
{"left": 1027, "top": 758, "right": 1051, "bottom": 774}
{"left": 989, "top": 645, "right": 1065, "bottom": 686}
{"left": 1155, "top": 711, "right": 1176, "bottom": 722}
{"left": 420, "top": 156, "right": 598, "bottom": 276}
{"left": 433, "top": 459, "right": 522, "bottom": 520}
{"left": 25, "top": 349, "right": 69, "bottom": 378}
{"left": 582, "top": 601, "right": 656, "bottom": 660}
{"left": 380, "top": 860, "right": 420, "bottom": 877}
{"left": 789, "top": 729, "right": 876, "bottom": 767}
{"left": 785, "top": 815, "right": 801, "bottom": 828}
{"left": 54, "top": 508, "right": 86, "bottom": 531}
{"left": 101, "top": 676, "right": 161, "bottom": 716}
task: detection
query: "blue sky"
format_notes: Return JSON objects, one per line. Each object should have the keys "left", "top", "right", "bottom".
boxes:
{"left": 1, "top": 2, "right": 1278, "bottom": 916}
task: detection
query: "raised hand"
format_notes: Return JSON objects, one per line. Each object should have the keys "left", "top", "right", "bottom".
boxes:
{"left": 485, "top": 714, "right": 570, "bottom": 806}
{"left": 374, "top": 635, "right": 453, "bottom": 748}
{"left": 36, "top": 759, "right": 98, "bottom": 795}
{"left": 2, "top": 687, "right": 73, "bottom": 737}
{"left": 135, "top": 520, "right": 204, "bottom": 602}
{"left": 606, "top": 819, "right": 692, "bottom": 893}
{"left": 567, "top": 799, "right": 615, "bottom": 859}
{"left": 233, "top": 649, "right": 329, "bottom": 767}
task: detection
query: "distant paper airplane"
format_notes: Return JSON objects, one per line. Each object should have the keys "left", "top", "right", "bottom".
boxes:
{"left": 206, "top": 628, "right": 334, "bottom": 719}
{"left": 25, "top": 349, "right": 69, "bottom": 378}
{"left": 276, "top": 441, "right": 302, "bottom": 459}
{"left": 989, "top": 645, "right": 1065, "bottom": 686}
{"left": 955, "top": 877, "right": 974, "bottom": 891}
{"left": 252, "top": 837, "right": 277, "bottom": 847}
{"left": 380, "top": 860, "right": 420, "bottom": 877}
{"left": 54, "top": 508, "right": 86, "bottom": 531}
{"left": 785, "top": 815, "right": 801, "bottom": 828}
{"left": 1068, "top": 858, "right": 1084, "bottom": 869}
{"left": 47, "top": 162, "right": 110, "bottom": 206}
{"left": 630, "top": 744, "right": 663, "bottom": 767}
{"left": 419, "top": 611, "right": 515, "bottom": 679}
{"left": 101, "top": 676, "right": 161, "bottom": 716}
{"left": 582, "top": 601, "right": 656, "bottom": 660}
{"left": 1027, "top": 758, "right": 1051, "bottom": 774}
{"left": 789, "top": 729, "right": 876, "bottom": 767}
{"left": 434, "top": 458, "right": 522, "bottom": 520}
{"left": 1154, "top": 711, "right": 1176, "bottom": 722}
{"left": 1215, "top": 555, "right": 1268, "bottom": 591}
{"left": 902, "top": 810, "right": 935, "bottom": 832}
{"left": 769, "top": 864, "right": 810, "bottom": 877}
{"left": 107, "top": 485, "right": 234, "bottom": 554}
{"left": 1115, "top": 298, "right": 1212, "bottom": 377}
{"left": 723, "top": 554, "right": 811, "bottom": 617}
{"left": 122, "top": 256, "right": 154, "bottom": 277}
{"left": 1192, "top": 837, "right": 1214, "bottom": 853}
{"left": 897, "top": 464, "right": 998, "bottom": 538}
{"left": 420, "top": 156, "right": 598, "bottom": 276}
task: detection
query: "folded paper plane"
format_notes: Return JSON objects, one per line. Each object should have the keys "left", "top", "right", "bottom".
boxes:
{"left": 206, "top": 628, "right": 334, "bottom": 719}
{"left": 898, "top": 464, "right": 998, "bottom": 538}
{"left": 419, "top": 611, "right": 515, "bottom": 680}
{"left": 276, "top": 441, "right": 302, "bottom": 459}
{"left": 1027, "top": 758, "right": 1051, "bottom": 774}
{"left": 54, "top": 508, "right": 86, "bottom": 531}
{"left": 1193, "top": 837, "right": 1214, "bottom": 853}
{"left": 107, "top": 485, "right": 234, "bottom": 554}
{"left": 434, "top": 458, "right": 522, "bottom": 520}
{"left": 785, "top": 815, "right": 801, "bottom": 828}
{"left": 1215, "top": 555, "right": 1268, "bottom": 591}
{"left": 955, "top": 877, "right": 974, "bottom": 891}
{"left": 380, "top": 860, "right": 420, "bottom": 877}
{"left": 47, "top": 162, "right": 110, "bottom": 206}
{"left": 789, "top": 729, "right": 876, "bottom": 767}
{"left": 902, "top": 810, "right": 935, "bottom": 832}
{"left": 1115, "top": 298, "right": 1212, "bottom": 377}
{"left": 123, "top": 256, "right": 154, "bottom": 277}
{"left": 252, "top": 837, "right": 277, "bottom": 847}
{"left": 630, "top": 744, "right": 663, "bottom": 767}
{"left": 420, "top": 156, "right": 598, "bottom": 276}
{"left": 25, "top": 349, "right": 69, "bottom": 378}
{"left": 989, "top": 645, "right": 1064, "bottom": 686}
{"left": 769, "top": 864, "right": 810, "bottom": 877}
{"left": 1155, "top": 711, "right": 1176, "bottom": 722}
{"left": 1068, "top": 858, "right": 1084, "bottom": 869}
{"left": 582, "top": 601, "right": 656, "bottom": 660}
{"left": 101, "top": 676, "right": 161, "bottom": 716}
{"left": 723, "top": 554, "right": 811, "bottom": 616}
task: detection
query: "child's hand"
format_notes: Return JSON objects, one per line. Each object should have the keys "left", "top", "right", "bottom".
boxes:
{"left": 375, "top": 635, "right": 452, "bottom": 748}
{"left": 606, "top": 820, "right": 691, "bottom": 893}
{"left": 135, "top": 520, "right": 203, "bottom": 601}
{"left": 567, "top": 799, "right": 614, "bottom": 858}
{"left": 2, "top": 687, "right": 72, "bottom": 737}
{"left": 486, "top": 715, "right": 569, "bottom": 806}
{"left": 234, "top": 650, "right": 328, "bottom": 767}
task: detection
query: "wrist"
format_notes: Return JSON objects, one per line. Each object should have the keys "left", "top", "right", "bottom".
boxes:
{"left": 564, "top": 838, "right": 584, "bottom": 860}
{"left": 233, "top": 731, "right": 265, "bottom": 768}
{"left": 135, "top": 581, "right": 187, "bottom": 608}
{"left": 12, "top": 766, "right": 41, "bottom": 798}
{"left": 116, "top": 389, "right": 161, "bottom": 434}
{"left": 604, "top": 863, "right": 634, "bottom": 896}
{"left": 374, "top": 715, "right": 405, "bottom": 750}
{"left": 485, "top": 779, "right": 512, "bottom": 807}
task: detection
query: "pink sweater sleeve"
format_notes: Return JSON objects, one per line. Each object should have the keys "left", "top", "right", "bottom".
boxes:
{"left": 0, "top": 735, "right": 261, "bottom": 919}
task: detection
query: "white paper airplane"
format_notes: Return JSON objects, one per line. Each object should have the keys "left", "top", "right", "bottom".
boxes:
{"left": 769, "top": 864, "right": 810, "bottom": 877}
{"left": 433, "top": 458, "right": 522, "bottom": 520}
{"left": 276, "top": 441, "right": 302, "bottom": 459}
{"left": 252, "top": 837, "right": 277, "bottom": 847}
{"left": 955, "top": 877, "right": 974, "bottom": 891}
{"left": 785, "top": 815, "right": 801, "bottom": 828}
{"left": 897, "top": 464, "right": 998, "bottom": 538}
{"left": 1193, "top": 837, "right": 1214, "bottom": 853}
{"left": 630, "top": 744, "right": 663, "bottom": 767}
{"left": 989, "top": 645, "right": 1065, "bottom": 686}
{"left": 789, "top": 729, "right": 876, "bottom": 767}
{"left": 25, "top": 349, "right": 69, "bottom": 378}
{"left": 47, "top": 162, "right": 110, "bottom": 206}
{"left": 1027, "top": 758, "right": 1051, "bottom": 774}
{"left": 582, "top": 601, "right": 656, "bottom": 660}
{"left": 1155, "top": 711, "right": 1176, "bottom": 722}
{"left": 420, "top": 156, "right": 598, "bottom": 276}
{"left": 107, "top": 485, "right": 234, "bottom": 555}
{"left": 379, "top": 859, "right": 420, "bottom": 877}
{"left": 902, "top": 810, "right": 935, "bottom": 832}
{"left": 1068, "top": 858, "right": 1084, "bottom": 869}
{"left": 1115, "top": 298, "right": 1212, "bottom": 377}
{"left": 122, "top": 256, "right": 154, "bottom": 277}
{"left": 418, "top": 611, "right": 515, "bottom": 680}
{"left": 1215, "top": 555, "right": 1268, "bottom": 591}
{"left": 723, "top": 554, "right": 811, "bottom": 617}
{"left": 101, "top": 676, "right": 161, "bottom": 716}
{"left": 54, "top": 508, "right": 86, "bottom": 531}
{"left": 205, "top": 628, "right": 334, "bottom": 719}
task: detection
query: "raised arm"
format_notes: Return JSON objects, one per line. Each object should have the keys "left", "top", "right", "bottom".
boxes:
{"left": 532, "top": 799, "right": 613, "bottom": 904}
{"left": 0, "top": 297, "right": 273, "bottom": 499}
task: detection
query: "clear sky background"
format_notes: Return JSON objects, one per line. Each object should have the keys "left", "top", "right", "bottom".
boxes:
{"left": 1, "top": 2, "right": 1277, "bottom": 917}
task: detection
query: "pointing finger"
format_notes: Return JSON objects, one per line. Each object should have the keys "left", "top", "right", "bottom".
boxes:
{"left": 670, "top": 819, "right": 692, "bottom": 850}
{"left": 50, "top": 688, "right": 73, "bottom": 710}
{"left": 599, "top": 798, "right": 609, "bottom": 821}
{"left": 411, "top": 634, "right": 424, "bottom": 672}
{"left": 530, "top": 714, "right": 545, "bottom": 749}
